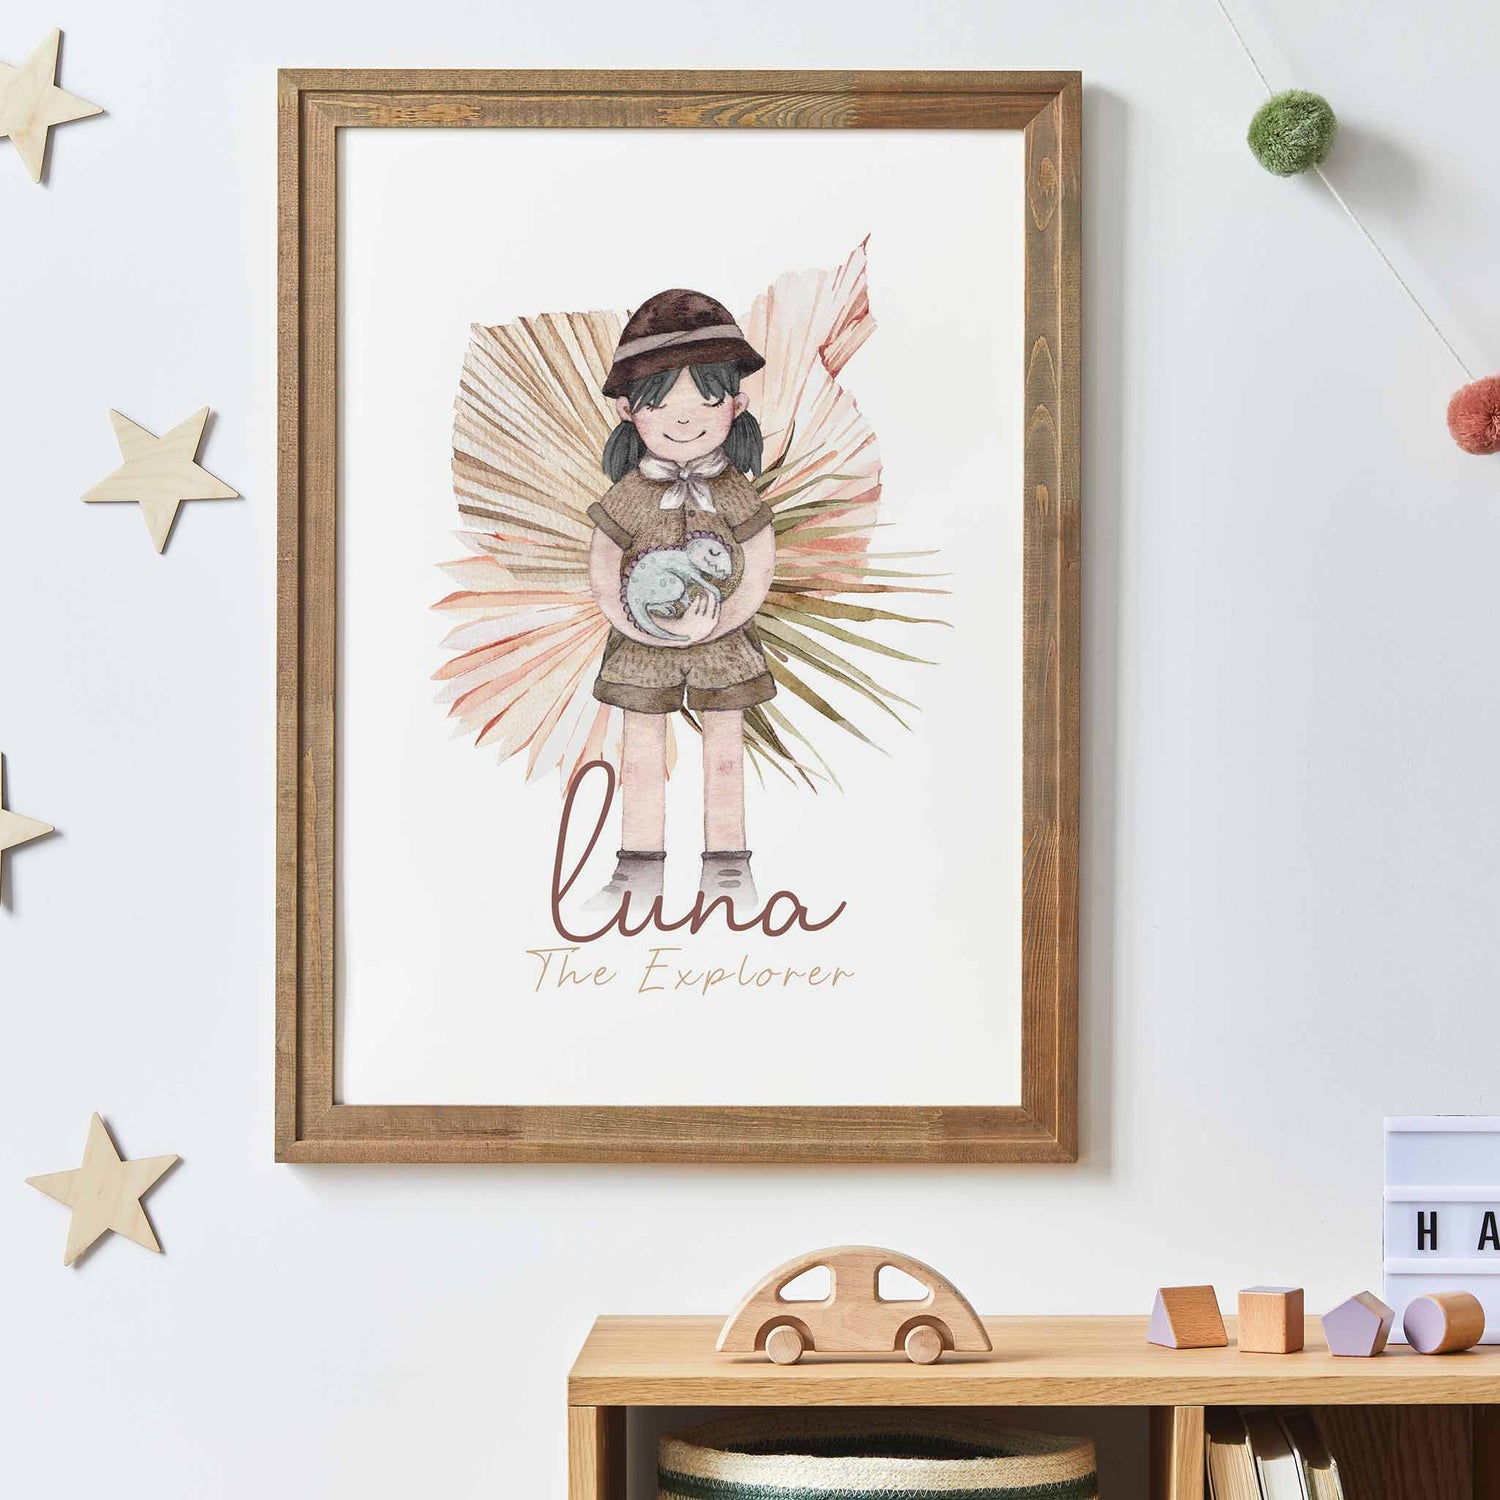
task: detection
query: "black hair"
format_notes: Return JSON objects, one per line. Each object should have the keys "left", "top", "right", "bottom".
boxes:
{"left": 601, "top": 360, "right": 764, "bottom": 482}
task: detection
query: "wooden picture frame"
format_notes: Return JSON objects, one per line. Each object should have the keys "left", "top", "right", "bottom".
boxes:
{"left": 276, "top": 69, "right": 1081, "bottom": 1164}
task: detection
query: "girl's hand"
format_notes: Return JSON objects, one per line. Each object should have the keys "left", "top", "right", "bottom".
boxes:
{"left": 669, "top": 592, "right": 721, "bottom": 646}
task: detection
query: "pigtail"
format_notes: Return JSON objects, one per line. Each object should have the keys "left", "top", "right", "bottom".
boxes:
{"left": 722, "top": 409, "right": 764, "bottom": 477}
{"left": 602, "top": 420, "right": 645, "bottom": 481}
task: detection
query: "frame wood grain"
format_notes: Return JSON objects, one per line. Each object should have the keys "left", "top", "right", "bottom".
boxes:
{"left": 276, "top": 69, "right": 1082, "bottom": 1164}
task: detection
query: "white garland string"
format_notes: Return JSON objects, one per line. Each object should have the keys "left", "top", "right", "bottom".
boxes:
{"left": 1213, "top": 0, "right": 1476, "bottom": 381}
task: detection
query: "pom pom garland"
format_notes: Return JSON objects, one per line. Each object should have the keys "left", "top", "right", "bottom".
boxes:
{"left": 1248, "top": 90, "right": 1338, "bottom": 176}
{"left": 1215, "top": 4, "right": 1496, "bottom": 456}
{"left": 1447, "top": 376, "right": 1500, "bottom": 456}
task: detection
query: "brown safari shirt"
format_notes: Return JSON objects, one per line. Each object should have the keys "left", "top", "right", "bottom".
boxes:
{"left": 587, "top": 466, "right": 777, "bottom": 715}
{"left": 586, "top": 466, "right": 773, "bottom": 589}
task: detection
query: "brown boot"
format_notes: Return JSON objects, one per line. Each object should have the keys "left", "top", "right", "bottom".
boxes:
{"left": 699, "top": 849, "right": 758, "bottom": 916}
{"left": 584, "top": 850, "right": 665, "bottom": 917}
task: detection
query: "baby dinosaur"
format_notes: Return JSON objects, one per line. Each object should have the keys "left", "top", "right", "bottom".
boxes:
{"left": 622, "top": 532, "right": 734, "bottom": 642}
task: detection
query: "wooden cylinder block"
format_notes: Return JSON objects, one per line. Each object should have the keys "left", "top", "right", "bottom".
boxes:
{"left": 1402, "top": 1291, "right": 1485, "bottom": 1355}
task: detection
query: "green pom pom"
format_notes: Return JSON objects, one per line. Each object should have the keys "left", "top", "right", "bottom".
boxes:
{"left": 1247, "top": 90, "right": 1337, "bottom": 176}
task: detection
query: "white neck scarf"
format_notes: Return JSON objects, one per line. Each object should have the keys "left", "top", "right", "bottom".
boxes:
{"left": 638, "top": 448, "right": 729, "bottom": 512}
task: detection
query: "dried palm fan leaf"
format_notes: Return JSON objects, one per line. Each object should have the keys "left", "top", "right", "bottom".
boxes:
{"left": 437, "top": 240, "right": 944, "bottom": 790}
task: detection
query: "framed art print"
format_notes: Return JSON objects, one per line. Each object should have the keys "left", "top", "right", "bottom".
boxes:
{"left": 276, "top": 70, "right": 1080, "bottom": 1163}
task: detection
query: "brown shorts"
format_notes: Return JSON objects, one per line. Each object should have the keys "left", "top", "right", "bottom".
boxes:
{"left": 592, "top": 624, "right": 777, "bottom": 714}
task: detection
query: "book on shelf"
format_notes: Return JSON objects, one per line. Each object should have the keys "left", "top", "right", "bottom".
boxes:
{"left": 1204, "top": 1408, "right": 1258, "bottom": 1500}
{"left": 1206, "top": 1408, "right": 1344, "bottom": 1500}
{"left": 1281, "top": 1410, "right": 1341, "bottom": 1500}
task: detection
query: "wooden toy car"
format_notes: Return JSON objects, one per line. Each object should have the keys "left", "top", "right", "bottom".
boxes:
{"left": 716, "top": 1245, "right": 992, "bottom": 1365}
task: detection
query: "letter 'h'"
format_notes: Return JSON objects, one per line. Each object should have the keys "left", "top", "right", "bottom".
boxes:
{"left": 1417, "top": 1210, "right": 1439, "bottom": 1251}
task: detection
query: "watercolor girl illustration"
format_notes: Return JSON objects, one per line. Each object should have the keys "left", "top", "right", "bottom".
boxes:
{"left": 441, "top": 240, "right": 940, "bottom": 941}
{"left": 584, "top": 290, "right": 776, "bottom": 919}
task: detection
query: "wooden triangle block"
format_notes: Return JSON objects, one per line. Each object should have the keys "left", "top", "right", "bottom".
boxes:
{"left": 1148, "top": 1285, "right": 1227, "bottom": 1348}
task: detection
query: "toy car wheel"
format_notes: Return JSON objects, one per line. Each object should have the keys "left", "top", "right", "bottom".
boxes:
{"left": 904, "top": 1324, "right": 945, "bottom": 1365}
{"left": 763, "top": 1324, "right": 806, "bottom": 1365}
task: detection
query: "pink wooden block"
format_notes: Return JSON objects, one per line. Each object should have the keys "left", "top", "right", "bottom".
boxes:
{"left": 1322, "top": 1291, "right": 1394, "bottom": 1357}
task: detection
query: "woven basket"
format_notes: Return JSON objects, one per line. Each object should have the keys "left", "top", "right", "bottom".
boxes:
{"left": 659, "top": 1412, "right": 1098, "bottom": 1499}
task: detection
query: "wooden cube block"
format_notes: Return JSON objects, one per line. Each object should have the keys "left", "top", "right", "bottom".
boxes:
{"left": 1237, "top": 1286, "right": 1304, "bottom": 1353}
{"left": 1148, "top": 1285, "right": 1227, "bottom": 1349}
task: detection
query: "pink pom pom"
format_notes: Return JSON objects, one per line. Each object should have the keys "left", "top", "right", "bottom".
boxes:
{"left": 1447, "top": 375, "right": 1500, "bottom": 455}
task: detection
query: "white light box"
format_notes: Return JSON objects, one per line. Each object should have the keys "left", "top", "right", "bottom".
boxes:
{"left": 1385, "top": 1116, "right": 1500, "bottom": 1344}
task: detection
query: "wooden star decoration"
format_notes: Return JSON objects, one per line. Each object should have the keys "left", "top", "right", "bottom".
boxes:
{"left": 0, "top": 29, "right": 103, "bottom": 183}
{"left": 27, "top": 1114, "right": 177, "bottom": 1266}
{"left": 83, "top": 407, "right": 239, "bottom": 552}
{"left": 0, "top": 753, "right": 54, "bottom": 884}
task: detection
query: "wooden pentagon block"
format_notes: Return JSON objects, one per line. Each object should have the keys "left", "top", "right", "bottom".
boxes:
{"left": 1237, "top": 1286, "right": 1304, "bottom": 1353}
{"left": 1323, "top": 1291, "right": 1395, "bottom": 1357}
{"left": 1403, "top": 1291, "right": 1486, "bottom": 1355}
{"left": 1148, "top": 1285, "right": 1227, "bottom": 1349}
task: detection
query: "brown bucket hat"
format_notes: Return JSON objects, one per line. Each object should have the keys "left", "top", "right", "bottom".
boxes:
{"left": 602, "top": 288, "right": 765, "bottom": 397}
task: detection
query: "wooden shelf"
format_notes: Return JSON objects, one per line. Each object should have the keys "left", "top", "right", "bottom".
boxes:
{"left": 570, "top": 1314, "right": 1500, "bottom": 1407}
{"left": 567, "top": 1314, "right": 1500, "bottom": 1500}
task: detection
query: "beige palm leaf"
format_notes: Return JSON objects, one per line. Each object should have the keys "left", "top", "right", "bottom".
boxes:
{"left": 437, "top": 240, "right": 943, "bottom": 789}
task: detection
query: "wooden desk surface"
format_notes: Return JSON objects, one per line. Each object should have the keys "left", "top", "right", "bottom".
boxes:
{"left": 568, "top": 1315, "right": 1500, "bottom": 1407}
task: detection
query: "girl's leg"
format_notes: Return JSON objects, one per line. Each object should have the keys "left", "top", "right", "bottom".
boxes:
{"left": 620, "top": 709, "right": 667, "bottom": 851}
{"left": 700, "top": 709, "right": 758, "bottom": 911}
{"left": 701, "top": 709, "right": 746, "bottom": 850}
{"left": 585, "top": 710, "right": 667, "bottom": 915}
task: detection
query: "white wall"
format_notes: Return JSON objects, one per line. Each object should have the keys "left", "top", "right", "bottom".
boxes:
{"left": 3, "top": 1, "right": 1498, "bottom": 1494}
